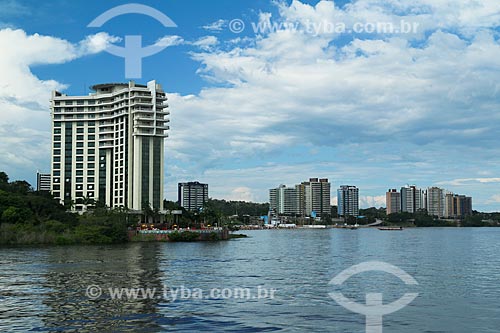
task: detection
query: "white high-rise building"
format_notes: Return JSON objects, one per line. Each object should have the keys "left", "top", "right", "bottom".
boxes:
{"left": 50, "top": 80, "right": 169, "bottom": 212}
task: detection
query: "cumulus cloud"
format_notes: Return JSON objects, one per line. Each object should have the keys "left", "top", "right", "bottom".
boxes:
{"left": 163, "top": 0, "right": 500, "bottom": 210}
{"left": 0, "top": 28, "right": 120, "bottom": 183}
{"left": 154, "top": 35, "right": 184, "bottom": 48}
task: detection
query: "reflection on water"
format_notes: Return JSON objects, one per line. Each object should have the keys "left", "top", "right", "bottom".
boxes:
{"left": 1, "top": 229, "right": 500, "bottom": 332}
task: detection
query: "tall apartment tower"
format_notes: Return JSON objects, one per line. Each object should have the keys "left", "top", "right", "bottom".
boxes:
{"left": 178, "top": 181, "right": 209, "bottom": 212}
{"left": 338, "top": 185, "right": 359, "bottom": 217}
{"left": 302, "top": 178, "right": 331, "bottom": 217}
{"left": 427, "top": 187, "right": 444, "bottom": 217}
{"left": 50, "top": 80, "right": 169, "bottom": 212}
{"left": 400, "top": 185, "right": 423, "bottom": 213}
{"left": 386, "top": 189, "right": 401, "bottom": 215}
{"left": 269, "top": 185, "right": 298, "bottom": 215}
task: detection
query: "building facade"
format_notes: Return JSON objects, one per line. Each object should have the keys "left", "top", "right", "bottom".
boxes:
{"left": 338, "top": 185, "right": 359, "bottom": 217}
{"left": 50, "top": 80, "right": 169, "bottom": 211}
{"left": 269, "top": 185, "right": 298, "bottom": 215}
{"left": 427, "top": 187, "right": 445, "bottom": 217}
{"left": 36, "top": 172, "right": 51, "bottom": 192}
{"left": 400, "top": 185, "right": 424, "bottom": 213}
{"left": 269, "top": 178, "right": 331, "bottom": 217}
{"left": 444, "top": 193, "right": 472, "bottom": 218}
{"left": 178, "top": 181, "right": 209, "bottom": 212}
{"left": 386, "top": 189, "right": 401, "bottom": 215}
{"left": 302, "top": 178, "right": 331, "bottom": 217}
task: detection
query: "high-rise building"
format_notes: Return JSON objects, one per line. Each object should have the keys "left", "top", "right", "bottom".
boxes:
{"left": 302, "top": 178, "right": 331, "bottom": 217}
{"left": 427, "top": 187, "right": 444, "bottom": 217}
{"left": 400, "top": 185, "right": 424, "bottom": 213}
{"left": 269, "top": 185, "right": 298, "bottom": 215}
{"left": 338, "top": 185, "right": 359, "bottom": 217}
{"left": 386, "top": 189, "right": 401, "bottom": 215}
{"left": 444, "top": 193, "right": 472, "bottom": 218}
{"left": 36, "top": 172, "right": 51, "bottom": 192}
{"left": 50, "top": 80, "right": 169, "bottom": 212}
{"left": 178, "top": 181, "right": 209, "bottom": 212}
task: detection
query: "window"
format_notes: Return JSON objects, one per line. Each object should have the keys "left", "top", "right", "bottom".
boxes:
{"left": 53, "top": 185, "right": 60, "bottom": 190}
{"left": 88, "top": 149, "right": 95, "bottom": 155}
{"left": 54, "top": 149, "right": 61, "bottom": 155}
{"left": 53, "top": 156, "right": 61, "bottom": 162}
{"left": 76, "top": 177, "right": 83, "bottom": 183}
{"left": 76, "top": 170, "right": 83, "bottom": 176}
{"left": 53, "top": 171, "right": 60, "bottom": 176}
{"left": 76, "top": 142, "right": 84, "bottom": 148}
{"left": 76, "top": 192, "right": 83, "bottom": 197}
{"left": 88, "top": 128, "right": 95, "bottom": 133}
{"left": 53, "top": 178, "right": 60, "bottom": 183}
{"left": 88, "top": 192, "right": 94, "bottom": 197}
{"left": 88, "top": 121, "right": 95, "bottom": 126}
{"left": 87, "top": 184, "right": 94, "bottom": 190}
{"left": 88, "top": 156, "right": 95, "bottom": 161}
{"left": 53, "top": 135, "right": 61, "bottom": 141}
{"left": 65, "top": 101, "right": 73, "bottom": 105}
{"left": 77, "top": 128, "right": 84, "bottom": 133}
{"left": 76, "top": 149, "right": 84, "bottom": 154}
{"left": 77, "top": 100, "right": 84, "bottom": 105}
{"left": 54, "top": 128, "right": 61, "bottom": 134}
{"left": 77, "top": 114, "right": 84, "bottom": 119}
{"left": 54, "top": 115, "right": 61, "bottom": 120}
{"left": 87, "top": 170, "right": 95, "bottom": 176}
{"left": 76, "top": 163, "right": 83, "bottom": 169}
{"left": 53, "top": 163, "right": 60, "bottom": 169}
{"left": 87, "top": 163, "right": 95, "bottom": 169}
{"left": 88, "top": 177, "right": 95, "bottom": 182}
{"left": 54, "top": 122, "right": 61, "bottom": 127}
{"left": 77, "top": 121, "right": 84, "bottom": 126}
{"left": 88, "top": 135, "right": 95, "bottom": 140}
{"left": 76, "top": 135, "right": 84, "bottom": 140}
{"left": 76, "top": 156, "right": 83, "bottom": 162}
{"left": 53, "top": 142, "right": 61, "bottom": 148}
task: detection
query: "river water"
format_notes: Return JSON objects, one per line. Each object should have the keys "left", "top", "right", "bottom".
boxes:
{"left": 1, "top": 228, "right": 500, "bottom": 332}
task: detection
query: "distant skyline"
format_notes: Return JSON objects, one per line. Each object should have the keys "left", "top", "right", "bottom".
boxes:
{"left": 1, "top": 0, "right": 500, "bottom": 210}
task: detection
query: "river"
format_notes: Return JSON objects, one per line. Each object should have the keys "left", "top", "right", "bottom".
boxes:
{"left": 1, "top": 228, "right": 500, "bottom": 332}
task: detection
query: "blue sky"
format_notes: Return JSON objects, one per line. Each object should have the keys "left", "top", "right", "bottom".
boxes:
{"left": 1, "top": 0, "right": 500, "bottom": 211}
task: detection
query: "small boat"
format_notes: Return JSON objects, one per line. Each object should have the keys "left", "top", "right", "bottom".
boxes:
{"left": 378, "top": 227, "right": 404, "bottom": 231}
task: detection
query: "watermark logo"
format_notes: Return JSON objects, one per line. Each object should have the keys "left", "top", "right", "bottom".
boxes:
{"left": 85, "top": 284, "right": 277, "bottom": 301}
{"left": 329, "top": 261, "right": 418, "bottom": 333}
{"left": 88, "top": 3, "right": 177, "bottom": 78}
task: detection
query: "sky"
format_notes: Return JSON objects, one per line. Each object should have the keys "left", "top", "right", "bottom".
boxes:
{"left": 0, "top": 0, "right": 499, "bottom": 211}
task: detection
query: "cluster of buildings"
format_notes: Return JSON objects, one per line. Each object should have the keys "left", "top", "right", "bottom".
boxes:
{"left": 269, "top": 178, "right": 331, "bottom": 217}
{"left": 386, "top": 186, "right": 472, "bottom": 218}
{"left": 36, "top": 80, "right": 475, "bottom": 220}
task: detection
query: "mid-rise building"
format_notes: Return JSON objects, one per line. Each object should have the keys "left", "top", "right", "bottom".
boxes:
{"left": 400, "top": 185, "right": 424, "bottom": 213}
{"left": 50, "top": 80, "right": 169, "bottom": 211}
{"left": 36, "top": 172, "right": 51, "bottom": 191}
{"left": 178, "top": 181, "right": 209, "bottom": 212}
{"left": 338, "top": 185, "right": 359, "bottom": 217}
{"left": 386, "top": 189, "right": 401, "bottom": 215}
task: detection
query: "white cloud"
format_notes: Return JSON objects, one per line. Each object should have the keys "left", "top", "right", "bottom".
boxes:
{"left": 78, "top": 32, "right": 121, "bottom": 55}
{"left": 154, "top": 35, "right": 184, "bottom": 48}
{"left": 0, "top": 28, "right": 119, "bottom": 183}
{"left": 202, "top": 19, "right": 226, "bottom": 32}
{"left": 192, "top": 36, "right": 218, "bottom": 50}
{"left": 227, "top": 187, "right": 255, "bottom": 202}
